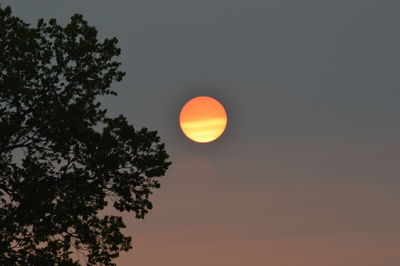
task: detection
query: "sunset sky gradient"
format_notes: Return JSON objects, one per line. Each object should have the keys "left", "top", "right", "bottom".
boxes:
{"left": 4, "top": 1, "right": 400, "bottom": 265}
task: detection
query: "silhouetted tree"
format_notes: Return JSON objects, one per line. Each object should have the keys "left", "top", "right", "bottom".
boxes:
{"left": 0, "top": 6, "right": 170, "bottom": 265}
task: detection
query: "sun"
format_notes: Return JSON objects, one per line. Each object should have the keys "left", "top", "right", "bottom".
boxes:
{"left": 179, "top": 96, "right": 227, "bottom": 143}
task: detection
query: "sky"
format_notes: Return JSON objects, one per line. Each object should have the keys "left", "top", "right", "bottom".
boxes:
{"left": 3, "top": 0, "right": 400, "bottom": 265}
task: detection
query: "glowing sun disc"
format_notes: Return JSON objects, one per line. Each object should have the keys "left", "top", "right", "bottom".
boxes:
{"left": 179, "top": 96, "right": 227, "bottom": 143}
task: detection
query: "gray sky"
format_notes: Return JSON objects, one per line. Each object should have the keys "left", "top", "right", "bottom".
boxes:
{"left": 3, "top": 1, "right": 400, "bottom": 265}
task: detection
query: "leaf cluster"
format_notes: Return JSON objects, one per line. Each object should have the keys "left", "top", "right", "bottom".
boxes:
{"left": 0, "top": 6, "right": 170, "bottom": 265}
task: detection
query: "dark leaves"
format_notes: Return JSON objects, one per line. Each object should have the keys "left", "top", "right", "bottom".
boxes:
{"left": 0, "top": 6, "right": 170, "bottom": 265}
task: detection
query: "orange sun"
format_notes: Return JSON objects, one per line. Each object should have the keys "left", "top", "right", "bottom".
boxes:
{"left": 179, "top": 96, "right": 227, "bottom": 143}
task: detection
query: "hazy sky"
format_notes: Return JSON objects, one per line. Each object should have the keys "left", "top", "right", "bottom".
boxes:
{"left": 3, "top": 1, "right": 400, "bottom": 265}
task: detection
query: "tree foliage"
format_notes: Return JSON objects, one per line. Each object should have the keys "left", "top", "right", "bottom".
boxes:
{"left": 0, "top": 6, "right": 170, "bottom": 265}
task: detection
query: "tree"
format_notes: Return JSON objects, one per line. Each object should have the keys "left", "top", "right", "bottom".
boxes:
{"left": 0, "top": 6, "right": 170, "bottom": 265}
